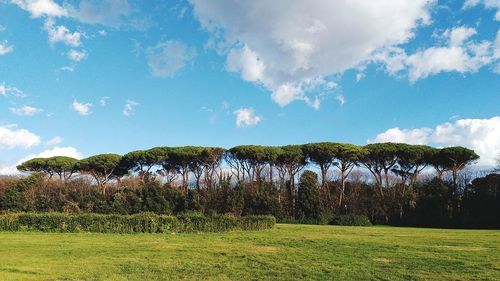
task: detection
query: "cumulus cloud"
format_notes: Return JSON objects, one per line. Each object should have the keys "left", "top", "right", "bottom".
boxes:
{"left": 234, "top": 107, "right": 262, "bottom": 128}
{"left": 226, "top": 45, "right": 266, "bottom": 82}
{"left": 11, "top": 0, "right": 68, "bottom": 18}
{"left": 71, "top": 100, "right": 92, "bottom": 115}
{"left": 0, "top": 146, "right": 83, "bottom": 175}
{"left": 43, "top": 18, "right": 81, "bottom": 47}
{"left": 190, "top": 0, "right": 434, "bottom": 107}
{"left": 369, "top": 116, "right": 500, "bottom": 166}
{"left": 376, "top": 26, "right": 497, "bottom": 82}
{"left": 9, "top": 105, "right": 43, "bottom": 116}
{"left": 464, "top": 0, "right": 500, "bottom": 21}
{"left": 146, "top": 40, "right": 196, "bottom": 78}
{"left": 0, "top": 41, "right": 13, "bottom": 56}
{"left": 369, "top": 127, "right": 433, "bottom": 145}
{"left": 67, "top": 49, "right": 87, "bottom": 62}
{"left": 0, "top": 125, "right": 40, "bottom": 149}
{"left": 123, "top": 100, "right": 138, "bottom": 116}
{"left": 45, "top": 136, "right": 63, "bottom": 146}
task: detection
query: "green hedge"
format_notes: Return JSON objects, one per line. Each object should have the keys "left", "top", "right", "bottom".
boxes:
{"left": 0, "top": 212, "right": 275, "bottom": 233}
{"left": 329, "top": 215, "right": 372, "bottom": 226}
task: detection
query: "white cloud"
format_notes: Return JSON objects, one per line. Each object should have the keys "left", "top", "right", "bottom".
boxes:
{"left": 0, "top": 82, "right": 25, "bottom": 97}
{"left": 9, "top": 105, "right": 43, "bottom": 116}
{"left": 146, "top": 40, "right": 196, "bottom": 77}
{"left": 0, "top": 41, "right": 13, "bottom": 56}
{"left": 0, "top": 125, "right": 40, "bottom": 149}
{"left": 494, "top": 30, "right": 500, "bottom": 72}
{"left": 66, "top": 0, "right": 134, "bottom": 28}
{"left": 45, "top": 136, "right": 63, "bottom": 146}
{"left": 370, "top": 127, "right": 433, "bottom": 145}
{"left": 11, "top": 0, "right": 68, "bottom": 18}
{"left": 234, "top": 107, "right": 262, "bottom": 128}
{"left": 99, "top": 96, "right": 109, "bottom": 106}
{"left": 71, "top": 100, "right": 92, "bottom": 115}
{"left": 226, "top": 45, "right": 266, "bottom": 82}
{"left": 190, "top": 0, "right": 434, "bottom": 107}
{"left": 335, "top": 95, "right": 346, "bottom": 106}
{"left": 61, "top": 66, "right": 76, "bottom": 72}
{"left": 369, "top": 116, "right": 500, "bottom": 166}
{"left": 0, "top": 146, "right": 83, "bottom": 175}
{"left": 377, "top": 26, "right": 497, "bottom": 82}
{"left": 464, "top": 0, "right": 500, "bottom": 21}
{"left": 123, "top": 100, "right": 138, "bottom": 116}
{"left": 67, "top": 49, "right": 87, "bottom": 62}
{"left": 44, "top": 18, "right": 81, "bottom": 47}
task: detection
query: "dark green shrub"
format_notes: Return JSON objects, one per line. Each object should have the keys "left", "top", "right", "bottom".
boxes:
{"left": 1, "top": 174, "right": 42, "bottom": 211}
{"left": 243, "top": 182, "right": 282, "bottom": 217}
{"left": 296, "top": 171, "right": 324, "bottom": 222}
{"left": 0, "top": 212, "right": 275, "bottom": 233}
{"left": 329, "top": 215, "right": 372, "bottom": 226}
{"left": 140, "top": 181, "right": 169, "bottom": 214}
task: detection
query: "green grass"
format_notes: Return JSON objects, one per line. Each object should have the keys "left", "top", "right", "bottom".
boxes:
{"left": 0, "top": 224, "right": 499, "bottom": 280}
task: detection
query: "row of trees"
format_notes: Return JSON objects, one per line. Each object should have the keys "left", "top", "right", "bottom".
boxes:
{"left": 2, "top": 167, "right": 497, "bottom": 228}
{"left": 17, "top": 143, "right": 479, "bottom": 197}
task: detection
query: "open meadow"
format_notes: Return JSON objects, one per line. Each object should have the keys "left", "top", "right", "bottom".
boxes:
{"left": 1, "top": 224, "right": 499, "bottom": 280}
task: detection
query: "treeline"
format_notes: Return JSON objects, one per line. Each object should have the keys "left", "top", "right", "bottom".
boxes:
{"left": 3, "top": 142, "right": 498, "bottom": 228}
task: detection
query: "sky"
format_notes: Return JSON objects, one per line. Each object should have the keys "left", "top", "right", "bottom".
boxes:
{"left": 0, "top": 0, "right": 499, "bottom": 174}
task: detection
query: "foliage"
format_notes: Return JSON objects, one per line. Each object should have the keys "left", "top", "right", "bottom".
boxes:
{"left": 7, "top": 142, "right": 493, "bottom": 228}
{"left": 329, "top": 214, "right": 372, "bottom": 226}
{"left": 296, "top": 170, "right": 324, "bottom": 222}
{"left": 0, "top": 212, "right": 275, "bottom": 233}
{"left": 78, "top": 153, "right": 125, "bottom": 189}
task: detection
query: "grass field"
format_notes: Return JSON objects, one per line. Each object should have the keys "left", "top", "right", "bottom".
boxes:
{"left": 0, "top": 224, "right": 499, "bottom": 280}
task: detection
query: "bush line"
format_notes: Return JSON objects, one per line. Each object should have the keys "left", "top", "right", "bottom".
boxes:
{"left": 0, "top": 212, "right": 276, "bottom": 233}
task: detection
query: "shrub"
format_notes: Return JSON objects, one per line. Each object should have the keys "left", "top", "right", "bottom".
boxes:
{"left": 243, "top": 182, "right": 282, "bottom": 217}
{"left": 0, "top": 212, "right": 275, "bottom": 233}
{"left": 296, "top": 170, "right": 324, "bottom": 222}
{"left": 329, "top": 215, "right": 372, "bottom": 226}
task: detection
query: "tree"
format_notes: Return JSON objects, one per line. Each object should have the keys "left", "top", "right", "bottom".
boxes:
{"left": 428, "top": 148, "right": 449, "bottom": 179}
{"left": 121, "top": 150, "right": 157, "bottom": 181}
{"left": 440, "top": 147, "right": 479, "bottom": 192}
{"left": 198, "top": 147, "right": 225, "bottom": 188}
{"left": 274, "top": 145, "right": 307, "bottom": 214}
{"left": 18, "top": 156, "right": 79, "bottom": 181}
{"left": 333, "top": 144, "right": 366, "bottom": 209}
{"left": 46, "top": 156, "right": 79, "bottom": 180}
{"left": 296, "top": 170, "right": 323, "bottom": 222}
{"left": 303, "top": 142, "right": 337, "bottom": 188}
{"left": 149, "top": 147, "right": 178, "bottom": 184}
{"left": 361, "top": 143, "right": 400, "bottom": 194}
{"left": 392, "top": 145, "right": 433, "bottom": 187}
{"left": 229, "top": 145, "right": 269, "bottom": 183}
{"left": 261, "top": 146, "right": 281, "bottom": 184}
{"left": 166, "top": 146, "right": 200, "bottom": 192}
{"left": 17, "top": 158, "right": 53, "bottom": 178}
{"left": 78, "top": 154, "right": 123, "bottom": 194}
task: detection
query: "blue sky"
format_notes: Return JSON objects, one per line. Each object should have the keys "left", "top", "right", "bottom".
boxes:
{"left": 0, "top": 0, "right": 499, "bottom": 173}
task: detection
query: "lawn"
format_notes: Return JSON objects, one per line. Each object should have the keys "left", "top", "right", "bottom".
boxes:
{"left": 0, "top": 224, "right": 499, "bottom": 280}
